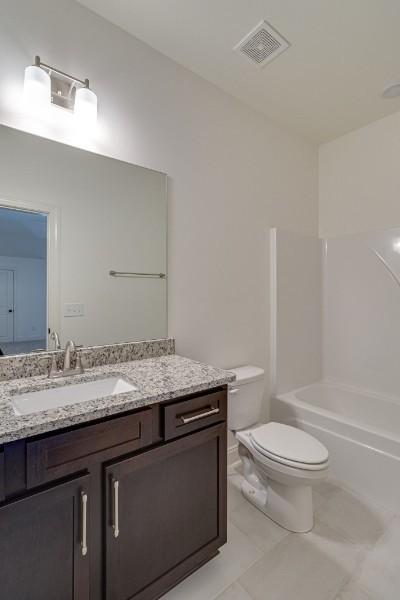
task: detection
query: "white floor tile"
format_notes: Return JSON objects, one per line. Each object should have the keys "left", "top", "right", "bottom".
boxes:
{"left": 227, "top": 473, "right": 246, "bottom": 515}
{"left": 313, "top": 489, "right": 328, "bottom": 511}
{"left": 227, "top": 462, "right": 242, "bottom": 477}
{"left": 229, "top": 497, "right": 289, "bottom": 553}
{"left": 215, "top": 582, "right": 254, "bottom": 600}
{"left": 335, "top": 583, "right": 374, "bottom": 600}
{"left": 163, "top": 522, "right": 262, "bottom": 600}
{"left": 314, "top": 479, "right": 342, "bottom": 499}
{"left": 307, "top": 520, "right": 364, "bottom": 568}
{"left": 239, "top": 521, "right": 362, "bottom": 600}
{"left": 315, "top": 487, "right": 392, "bottom": 547}
{"left": 161, "top": 477, "right": 392, "bottom": 600}
{"left": 345, "top": 515, "right": 400, "bottom": 600}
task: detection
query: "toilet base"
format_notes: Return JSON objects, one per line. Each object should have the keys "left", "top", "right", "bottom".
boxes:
{"left": 241, "top": 477, "right": 314, "bottom": 533}
{"left": 235, "top": 430, "right": 327, "bottom": 533}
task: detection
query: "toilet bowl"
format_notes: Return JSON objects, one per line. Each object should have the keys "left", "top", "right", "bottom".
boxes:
{"left": 228, "top": 366, "right": 329, "bottom": 533}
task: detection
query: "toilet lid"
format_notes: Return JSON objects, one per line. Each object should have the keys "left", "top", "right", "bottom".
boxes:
{"left": 250, "top": 422, "right": 329, "bottom": 465}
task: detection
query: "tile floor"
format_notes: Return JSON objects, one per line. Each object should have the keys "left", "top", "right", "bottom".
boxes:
{"left": 164, "top": 464, "right": 399, "bottom": 600}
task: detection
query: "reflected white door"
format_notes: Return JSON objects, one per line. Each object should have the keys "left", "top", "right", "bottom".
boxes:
{"left": 0, "top": 269, "right": 14, "bottom": 342}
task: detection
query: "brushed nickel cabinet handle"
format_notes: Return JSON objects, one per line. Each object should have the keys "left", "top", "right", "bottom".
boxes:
{"left": 180, "top": 407, "right": 220, "bottom": 424}
{"left": 81, "top": 492, "right": 88, "bottom": 557}
{"left": 112, "top": 479, "right": 120, "bottom": 539}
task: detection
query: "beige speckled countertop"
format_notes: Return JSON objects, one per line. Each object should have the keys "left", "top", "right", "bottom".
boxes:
{"left": 0, "top": 354, "right": 235, "bottom": 444}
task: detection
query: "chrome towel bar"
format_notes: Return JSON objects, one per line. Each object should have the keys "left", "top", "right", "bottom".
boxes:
{"left": 109, "top": 270, "right": 166, "bottom": 279}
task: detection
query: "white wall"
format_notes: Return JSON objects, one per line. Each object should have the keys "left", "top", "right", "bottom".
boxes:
{"left": 271, "top": 229, "right": 322, "bottom": 394}
{"left": 270, "top": 225, "right": 400, "bottom": 400}
{"left": 269, "top": 223, "right": 400, "bottom": 399}
{"left": 319, "top": 110, "right": 400, "bottom": 398}
{"left": 0, "top": 0, "right": 318, "bottom": 391}
{"left": 323, "top": 229, "right": 400, "bottom": 397}
{"left": 319, "top": 110, "right": 400, "bottom": 238}
{"left": 0, "top": 256, "right": 46, "bottom": 341}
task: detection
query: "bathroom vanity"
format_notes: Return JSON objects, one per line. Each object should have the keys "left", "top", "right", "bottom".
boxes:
{"left": 0, "top": 126, "right": 234, "bottom": 598}
{"left": 0, "top": 349, "right": 234, "bottom": 600}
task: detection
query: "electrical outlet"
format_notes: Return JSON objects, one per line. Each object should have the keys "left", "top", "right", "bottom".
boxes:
{"left": 64, "top": 303, "right": 84, "bottom": 317}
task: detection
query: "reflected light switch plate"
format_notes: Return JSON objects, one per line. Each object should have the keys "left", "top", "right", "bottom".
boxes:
{"left": 64, "top": 303, "right": 85, "bottom": 317}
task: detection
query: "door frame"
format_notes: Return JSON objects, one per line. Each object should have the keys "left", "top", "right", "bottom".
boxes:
{"left": 0, "top": 196, "right": 61, "bottom": 350}
{"left": 0, "top": 268, "right": 15, "bottom": 343}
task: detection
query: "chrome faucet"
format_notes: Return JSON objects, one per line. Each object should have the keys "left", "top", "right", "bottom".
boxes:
{"left": 48, "top": 340, "right": 85, "bottom": 378}
{"left": 63, "top": 340, "right": 76, "bottom": 372}
{"left": 50, "top": 331, "right": 61, "bottom": 351}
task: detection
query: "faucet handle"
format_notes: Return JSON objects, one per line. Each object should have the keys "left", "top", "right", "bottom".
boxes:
{"left": 75, "top": 350, "right": 85, "bottom": 375}
{"left": 48, "top": 354, "right": 62, "bottom": 378}
{"left": 50, "top": 331, "right": 61, "bottom": 351}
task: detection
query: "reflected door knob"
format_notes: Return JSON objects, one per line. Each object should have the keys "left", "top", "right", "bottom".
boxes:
{"left": 8, "top": 309, "right": 13, "bottom": 313}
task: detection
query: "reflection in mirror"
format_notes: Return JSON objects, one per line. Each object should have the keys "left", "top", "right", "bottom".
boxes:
{"left": 0, "top": 207, "right": 47, "bottom": 355}
{"left": 0, "top": 125, "right": 167, "bottom": 356}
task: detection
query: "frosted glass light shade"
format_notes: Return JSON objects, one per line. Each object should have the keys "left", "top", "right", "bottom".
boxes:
{"left": 75, "top": 86, "right": 97, "bottom": 124}
{"left": 24, "top": 65, "right": 51, "bottom": 108}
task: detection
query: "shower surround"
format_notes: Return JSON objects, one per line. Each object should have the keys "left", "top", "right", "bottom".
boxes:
{"left": 270, "top": 227, "right": 400, "bottom": 510}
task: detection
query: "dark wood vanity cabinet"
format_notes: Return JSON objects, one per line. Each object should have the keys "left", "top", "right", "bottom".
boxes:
{"left": 0, "top": 387, "right": 227, "bottom": 600}
{"left": 0, "top": 449, "right": 4, "bottom": 501}
{"left": 105, "top": 422, "right": 227, "bottom": 600}
{"left": 0, "top": 474, "right": 91, "bottom": 600}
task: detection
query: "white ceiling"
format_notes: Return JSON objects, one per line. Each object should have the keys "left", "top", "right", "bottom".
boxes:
{"left": 77, "top": 0, "right": 400, "bottom": 143}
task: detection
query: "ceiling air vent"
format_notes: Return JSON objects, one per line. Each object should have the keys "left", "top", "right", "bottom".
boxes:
{"left": 234, "top": 20, "right": 290, "bottom": 68}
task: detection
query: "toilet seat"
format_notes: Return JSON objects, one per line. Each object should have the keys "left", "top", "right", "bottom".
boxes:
{"left": 250, "top": 438, "right": 329, "bottom": 471}
{"left": 249, "top": 422, "right": 329, "bottom": 471}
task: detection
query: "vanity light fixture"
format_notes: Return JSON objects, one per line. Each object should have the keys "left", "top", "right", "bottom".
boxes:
{"left": 24, "top": 56, "right": 97, "bottom": 123}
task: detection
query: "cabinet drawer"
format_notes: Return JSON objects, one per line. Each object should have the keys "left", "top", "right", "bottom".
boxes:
{"left": 0, "top": 449, "right": 4, "bottom": 501}
{"left": 163, "top": 389, "right": 227, "bottom": 440}
{"left": 27, "top": 409, "right": 153, "bottom": 488}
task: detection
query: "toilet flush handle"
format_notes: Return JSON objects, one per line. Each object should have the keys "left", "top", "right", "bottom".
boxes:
{"left": 229, "top": 388, "right": 240, "bottom": 395}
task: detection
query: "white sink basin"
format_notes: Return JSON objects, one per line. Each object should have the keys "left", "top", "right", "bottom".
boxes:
{"left": 11, "top": 377, "right": 137, "bottom": 416}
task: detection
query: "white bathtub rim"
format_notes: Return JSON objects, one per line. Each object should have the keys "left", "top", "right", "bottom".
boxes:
{"left": 289, "top": 418, "right": 400, "bottom": 514}
{"left": 285, "top": 416, "right": 400, "bottom": 464}
{"left": 280, "top": 378, "right": 400, "bottom": 410}
{"left": 276, "top": 379, "right": 400, "bottom": 450}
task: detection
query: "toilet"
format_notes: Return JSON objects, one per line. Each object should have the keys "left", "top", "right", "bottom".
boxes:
{"left": 229, "top": 366, "right": 329, "bottom": 533}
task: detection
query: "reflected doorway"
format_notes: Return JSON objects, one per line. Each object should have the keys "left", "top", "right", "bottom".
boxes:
{"left": 0, "top": 207, "right": 47, "bottom": 356}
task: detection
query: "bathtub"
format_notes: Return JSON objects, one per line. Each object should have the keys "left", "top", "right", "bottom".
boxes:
{"left": 271, "top": 381, "right": 400, "bottom": 511}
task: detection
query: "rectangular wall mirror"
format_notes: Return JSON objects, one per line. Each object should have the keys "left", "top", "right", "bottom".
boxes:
{"left": 0, "top": 125, "right": 167, "bottom": 356}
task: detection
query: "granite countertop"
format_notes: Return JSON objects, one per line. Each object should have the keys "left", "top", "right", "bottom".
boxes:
{"left": 0, "top": 354, "right": 235, "bottom": 444}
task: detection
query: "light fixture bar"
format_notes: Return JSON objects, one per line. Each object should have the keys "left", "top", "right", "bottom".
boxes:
{"left": 34, "top": 56, "right": 89, "bottom": 88}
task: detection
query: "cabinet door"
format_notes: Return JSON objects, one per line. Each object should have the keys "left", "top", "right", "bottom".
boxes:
{"left": 105, "top": 422, "right": 227, "bottom": 600}
{"left": 0, "top": 474, "right": 90, "bottom": 600}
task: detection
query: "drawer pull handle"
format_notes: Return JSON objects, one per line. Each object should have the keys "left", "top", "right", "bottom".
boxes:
{"left": 112, "top": 479, "right": 120, "bottom": 539}
{"left": 180, "top": 407, "right": 220, "bottom": 424}
{"left": 81, "top": 492, "right": 88, "bottom": 557}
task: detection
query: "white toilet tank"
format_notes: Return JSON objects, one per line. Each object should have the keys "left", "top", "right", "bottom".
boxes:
{"left": 228, "top": 365, "right": 265, "bottom": 431}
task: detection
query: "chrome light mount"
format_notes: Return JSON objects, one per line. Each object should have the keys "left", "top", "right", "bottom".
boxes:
{"left": 33, "top": 55, "right": 90, "bottom": 112}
